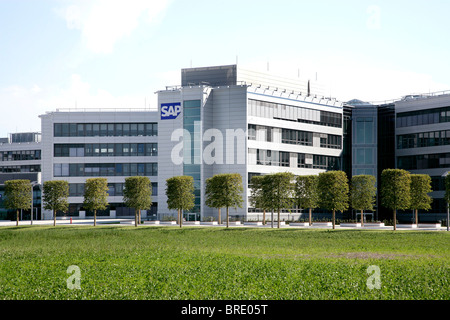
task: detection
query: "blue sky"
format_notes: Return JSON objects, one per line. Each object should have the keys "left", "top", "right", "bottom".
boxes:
{"left": 1, "top": 0, "right": 449, "bottom": 136}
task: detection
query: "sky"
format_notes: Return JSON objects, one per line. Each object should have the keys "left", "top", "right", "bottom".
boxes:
{"left": 1, "top": 0, "right": 449, "bottom": 137}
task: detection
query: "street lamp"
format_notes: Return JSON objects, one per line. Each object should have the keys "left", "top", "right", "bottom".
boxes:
{"left": 442, "top": 172, "right": 449, "bottom": 232}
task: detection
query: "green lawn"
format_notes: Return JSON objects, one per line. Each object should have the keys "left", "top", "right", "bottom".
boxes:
{"left": 0, "top": 225, "right": 448, "bottom": 300}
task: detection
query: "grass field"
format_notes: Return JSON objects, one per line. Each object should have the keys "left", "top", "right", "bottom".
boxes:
{"left": 0, "top": 225, "right": 448, "bottom": 300}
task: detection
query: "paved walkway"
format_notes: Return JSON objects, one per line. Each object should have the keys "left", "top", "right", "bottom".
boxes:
{"left": 0, "top": 219, "right": 447, "bottom": 231}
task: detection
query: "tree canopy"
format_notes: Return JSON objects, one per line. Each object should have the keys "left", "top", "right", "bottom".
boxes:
{"left": 264, "top": 172, "right": 295, "bottom": 228}
{"left": 4, "top": 179, "right": 32, "bottom": 226}
{"left": 409, "top": 174, "right": 433, "bottom": 225}
{"left": 380, "top": 169, "right": 411, "bottom": 230}
{"left": 166, "top": 175, "right": 195, "bottom": 228}
{"left": 318, "top": 171, "right": 349, "bottom": 229}
{"left": 249, "top": 175, "right": 271, "bottom": 224}
{"left": 205, "top": 173, "right": 243, "bottom": 227}
{"left": 123, "top": 176, "right": 152, "bottom": 227}
{"left": 43, "top": 180, "right": 69, "bottom": 226}
{"left": 350, "top": 175, "right": 376, "bottom": 226}
{"left": 295, "top": 175, "right": 319, "bottom": 226}
{"left": 83, "top": 177, "right": 109, "bottom": 226}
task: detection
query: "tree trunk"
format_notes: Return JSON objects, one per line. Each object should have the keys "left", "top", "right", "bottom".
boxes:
{"left": 277, "top": 208, "right": 280, "bottom": 229}
{"left": 415, "top": 209, "right": 418, "bottom": 225}
{"left": 218, "top": 208, "right": 221, "bottom": 225}
{"left": 361, "top": 209, "right": 364, "bottom": 227}
{"left": 226, "top": 206, "right": 229, "bottom": 228}
{"left": 16, "top": 209, "right": 19, "bottom": 226}
{"left": 54, "top": 209, "right": 56, "bottom": 227}
{"left": 135, "top": 209, "right": 138, "bottom": 227}
{"left": 309, "top": 208, "right": 312, "bottom": 226}
{"left": 179, "top": 209, "right": 182, "bottom": 228}
{"left": 263, "top": 210, "right": 266, "bottom": 225}
{"left": 332, "top": 210, "right": 336, "bottom": 229}
{"left": 94, "top": 210, "right": 97, "bottom": 226}
{"left": 393, "top": 209, "right": 397, "bottom": 231}
{"left": 271, "top": 210, "right": 274, "bottom": 228}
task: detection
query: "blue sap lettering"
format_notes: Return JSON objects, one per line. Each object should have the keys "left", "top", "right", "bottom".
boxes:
{"left": 161, "top": 102, "right": 182, "bottom": 120}
{"left": 161, "top": 106, "right": 169, "bottom": 117}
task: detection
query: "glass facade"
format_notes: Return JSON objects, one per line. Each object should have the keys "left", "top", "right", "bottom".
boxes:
{"left": 351, "top": 107, "right": 378, "bottom": 178}
{"left": 0, "top": 165, "right": 41, "bottom": 173}
{"left": 54, "top": 122, "right": 157, "bottom": 137}
{"left": 54, "top": 143, "right": 157, "bottom": 157}
{"left": 248, "top": 99, "right": 342, "bottom": 128}
{"left": 355, "top": 118, "right": 374, "bottom": 144}
{"left": 68, "top": 182, "right": 157, "bottom": 197}
{"left": 54, "top": 162, "right": 157, "bottom": 177}
{"left": 183, "top": 100, "right": 201, "bottom": 218}
{"left": 397, "top": 153, "right": 450, "bottom": 170}
{"left": 396, "top": 105, "right": 450, "bottom": 128}
{"left": 397, "top": 130, "right": 450, "bottom": 149}
{"left": 1, "top": 150, "right": 41, "bottom": 161}
{"left": 248, "top": 124, "right": 341, "bottom": 149}
{"left": 281, "top": 128, "right": 313, "bottom": 146}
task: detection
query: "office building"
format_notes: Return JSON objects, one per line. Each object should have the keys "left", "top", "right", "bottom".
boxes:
{"left": 0, "top": 64, "right": 448, "bottom": 224}
{"left": 0, "top": 132, "right": 42, "bottom": 220}
{"left": 395, "top": 92, "right": 450, "bottom": 222}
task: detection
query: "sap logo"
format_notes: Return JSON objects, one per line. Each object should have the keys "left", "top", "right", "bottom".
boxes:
{"left": 161, "top": 102, "right": 182, "bottom": 120}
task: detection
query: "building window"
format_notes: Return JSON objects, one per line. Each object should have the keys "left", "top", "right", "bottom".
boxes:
{"left": 397, "top": 130, "right": 450, "bottom": 149}
{"left": 248, "top": 124, "right": 256, "bottom": 140}
{"left": 355, "top": 148, "right": 374, "bottom": 165}
{"left": 54, "top": 163, "right": 157, "bottom": 177}
{"left": 355, "top": 118, "right": 374, "bottom": 144}
{"left": 54, "top": 143, "right": 158, "bottom": 157}
{"left": 248, "top": 99, "right": 342, "bottom": 128}
{"left": 313, "top": 155, "right": 341, "bottom": 170}
{"left": 280, "top": 152, "right": 290, "bottom": 167}
{"left": 320, "top": 134, "right": 342, "bottom": 149}
{"left": 1, "top": 150, "right": 41, "bottom": 161}
{"left": 281, "top": 129, "right": 313, "bottom": 146}
{"left": 257, "top": 149, "right": 280, "bottom": 166}
{"left": 397, "top": 106, "right": 450, "bottom": 128}
{"left": 54, "top": 122, "right": 158, "bottom": 137}
{"left": 398, "top": 153, "right": 450, "bottom": 170}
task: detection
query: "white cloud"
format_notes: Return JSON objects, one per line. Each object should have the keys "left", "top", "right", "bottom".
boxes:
{"left": 58, "top": 0, "right": 172, "bottom": 54}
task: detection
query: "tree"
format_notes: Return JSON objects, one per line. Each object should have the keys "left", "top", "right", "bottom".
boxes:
{"left": 409, "top": 174, "right": 433, "bottom": 225}
{"left": 123, "top": 176, "right": 152, "bottom": 227}
{"left": 350, "top": 175, "right": 377, "bottom": 227}
{"left": 318, "top": 171, "right": 349, "bottom": 229}
{"left": 205, "top": 173, "right": 244, "bottom": 228}
{"left": 166, "top": 176, "right": 195, "bottom": 228}
{"left": 205, "top": 176, "right": 223, "bottom": 224}
{"left": 295, "top": 175, "right": 319, "bottom": 226}
{"left": 445, "top": 174, "right": 450, "bottom": 231}
{"left": 43, "top": 180, "right": 69, "bottom": 227}
{"left": 248, "top": 175, "right": 270, "bottom": 225}
{"left": 264, "top": 172, "right": 295, "bottom": 228}
{"left": 83, "top": 178, "right": 109, "bottom": 226}
{"left": 4, "top": 179, "right": 32, "bottom": 226}
{"left": 380, "top": 169, "right": 411, "bottom": 231}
